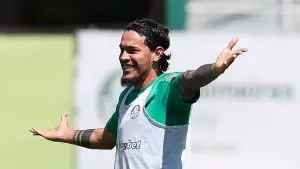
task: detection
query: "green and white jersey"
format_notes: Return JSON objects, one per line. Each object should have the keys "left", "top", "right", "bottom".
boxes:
{"left": 106, "top": 72, "right": 198, "bottom": 169}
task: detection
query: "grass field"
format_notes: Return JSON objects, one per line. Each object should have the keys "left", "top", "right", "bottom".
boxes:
{"left": 0, "top": 34, "right": 74, "bottom": 169}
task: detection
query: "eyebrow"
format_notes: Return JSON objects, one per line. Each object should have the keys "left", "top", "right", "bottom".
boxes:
{"left": 119, "top": 44, "right": 139, "bottom": 50}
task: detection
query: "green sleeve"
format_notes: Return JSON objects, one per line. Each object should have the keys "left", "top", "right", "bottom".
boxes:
{"left": 104, "top": 86, "right": 131, "bottom": 137}
{"left": 146, "top": 72, "right": 197, "bottom": 126}
{"left": 169, "top": 72, "right": 200, "bottom": 104}
{"left": 165, "top": 72, "right": 195, "bottom": 125}
{"left": 105, "top": 110, "right": 118, "bottom": 137}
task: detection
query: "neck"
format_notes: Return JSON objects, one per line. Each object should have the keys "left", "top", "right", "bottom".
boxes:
{"left": 134, "top": 69, "right": 161, "bottom": 90}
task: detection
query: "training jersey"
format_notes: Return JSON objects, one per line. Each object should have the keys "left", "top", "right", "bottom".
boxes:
{"left": 105, "top": 72, "right": 199, "bottom": 169}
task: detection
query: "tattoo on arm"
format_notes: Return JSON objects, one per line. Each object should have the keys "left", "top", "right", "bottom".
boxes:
{"left": 182, "top": 63, "right": 220, "bottom": 91}
{"left": 179, "top": 63, "right": 220, "bottom": 102}
{"left": 74, "top": 129, "right": 94, "bottom": 148}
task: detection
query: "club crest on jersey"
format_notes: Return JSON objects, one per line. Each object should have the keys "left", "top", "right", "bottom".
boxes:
{"left": 130, "top": 105, "right": 140, "bottom": 119}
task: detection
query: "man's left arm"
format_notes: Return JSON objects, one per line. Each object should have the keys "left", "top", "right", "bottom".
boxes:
{"left": 178, "top": 37, "right": 248, "bottom": 102}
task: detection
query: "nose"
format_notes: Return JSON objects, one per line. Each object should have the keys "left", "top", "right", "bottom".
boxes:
{"left": 119, "top": 50, "right": 130, "bottom": 62}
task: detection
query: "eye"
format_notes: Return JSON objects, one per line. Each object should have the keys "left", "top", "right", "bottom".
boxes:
{"left": 127, "top": 48, "right": 138, "bottom": 54}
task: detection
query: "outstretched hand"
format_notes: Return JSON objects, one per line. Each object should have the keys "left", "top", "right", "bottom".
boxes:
{"left": 213, "top": 37, "right": 248, "bottom": 74}
{"left": 29, "top": 112, "right": 72, "bottom": 142}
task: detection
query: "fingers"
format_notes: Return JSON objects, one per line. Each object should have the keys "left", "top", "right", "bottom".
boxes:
{"left": 231, "top": 48, "right": 248, "bottom": 58}
{"left": 29, "top": 128, "right": 35, "bottom": 134}
{"left": 226, "top": 48, "right": 248, "bottom": 66}
{"left": 60, "top": 112, "right": 69, "bottom": 127}
{"left": 240, "top": 48, "right": 248, "bottom": 52}
{"left": 54, "top": 124, "right": 59, "bottom": 130}
{"left": 227, "top": 37, "right": 239, "bottom": 49}
{"left": 29, "top": 127, "right": 46, "bottom": 138}
{"left": 60, "top": 112, "right": 68, "bottom": 121}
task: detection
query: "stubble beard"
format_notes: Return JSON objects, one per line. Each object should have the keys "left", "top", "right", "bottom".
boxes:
{"left": 120, "top": 67, "right": 149, "bottom": 87}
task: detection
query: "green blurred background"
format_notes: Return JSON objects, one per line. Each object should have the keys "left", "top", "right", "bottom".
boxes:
{"left": 0, "top": 34, "right": 73, "bottom": 169}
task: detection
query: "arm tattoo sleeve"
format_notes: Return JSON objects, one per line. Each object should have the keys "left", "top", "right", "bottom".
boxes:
{"left": 74, "top": 129, "right": 94, "bottom": 148}
{"left": 179, "top": 63, "right": 220, "bottom": 102}
{"left": 182, "top": 63, "right": 220, "bottom": 91}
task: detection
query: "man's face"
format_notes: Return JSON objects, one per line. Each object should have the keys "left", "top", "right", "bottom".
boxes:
{"left": 119, "top": 30, "right": 153, "bottom": 86}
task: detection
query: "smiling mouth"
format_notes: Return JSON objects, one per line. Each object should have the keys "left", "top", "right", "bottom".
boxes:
{"left": 122, "top": 64, "right": 135, "bottom": 70}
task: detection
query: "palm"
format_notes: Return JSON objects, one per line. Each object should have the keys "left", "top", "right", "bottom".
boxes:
{"left": 29, "top": 112, "right": 70, "bottom": 142}
{"left": 214, "top": 37, "right": 248, "bottom": 74}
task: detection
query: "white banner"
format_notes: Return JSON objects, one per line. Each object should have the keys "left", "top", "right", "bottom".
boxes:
{"left": 74, "top": 30, "right": 300, "bottom": 169}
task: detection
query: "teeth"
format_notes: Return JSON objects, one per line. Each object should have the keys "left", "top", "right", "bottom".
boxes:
{"left": 123, "top": 65, "right": 133, "bottom": 69}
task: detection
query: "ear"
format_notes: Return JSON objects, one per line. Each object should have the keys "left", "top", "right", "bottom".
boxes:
{"left": 152, "top": 46, "right": 164, "bottom": 62}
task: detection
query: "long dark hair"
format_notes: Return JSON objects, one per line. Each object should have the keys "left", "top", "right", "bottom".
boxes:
{"left": 124, "top": 19, "right": 171, "bottom": 72}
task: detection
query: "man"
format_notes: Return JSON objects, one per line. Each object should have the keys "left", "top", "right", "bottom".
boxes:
{"left": 29, "top": 19, "right": 248, "bottom": 169}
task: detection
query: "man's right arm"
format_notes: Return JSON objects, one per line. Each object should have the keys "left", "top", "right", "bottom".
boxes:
{"left": 30, "top": 88, "right": 128, "bottom": 149}
{"left": 63, "top": 128, "right": 116, "bottom": 149}
{"left": 67, "top": 88, "right": 126, "bottom": 149}
{"left": 29, "top": 112, "right": 117, "bottom": 150}
{"left": 69, "top": 109, "right": 118, "bottom": 149}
